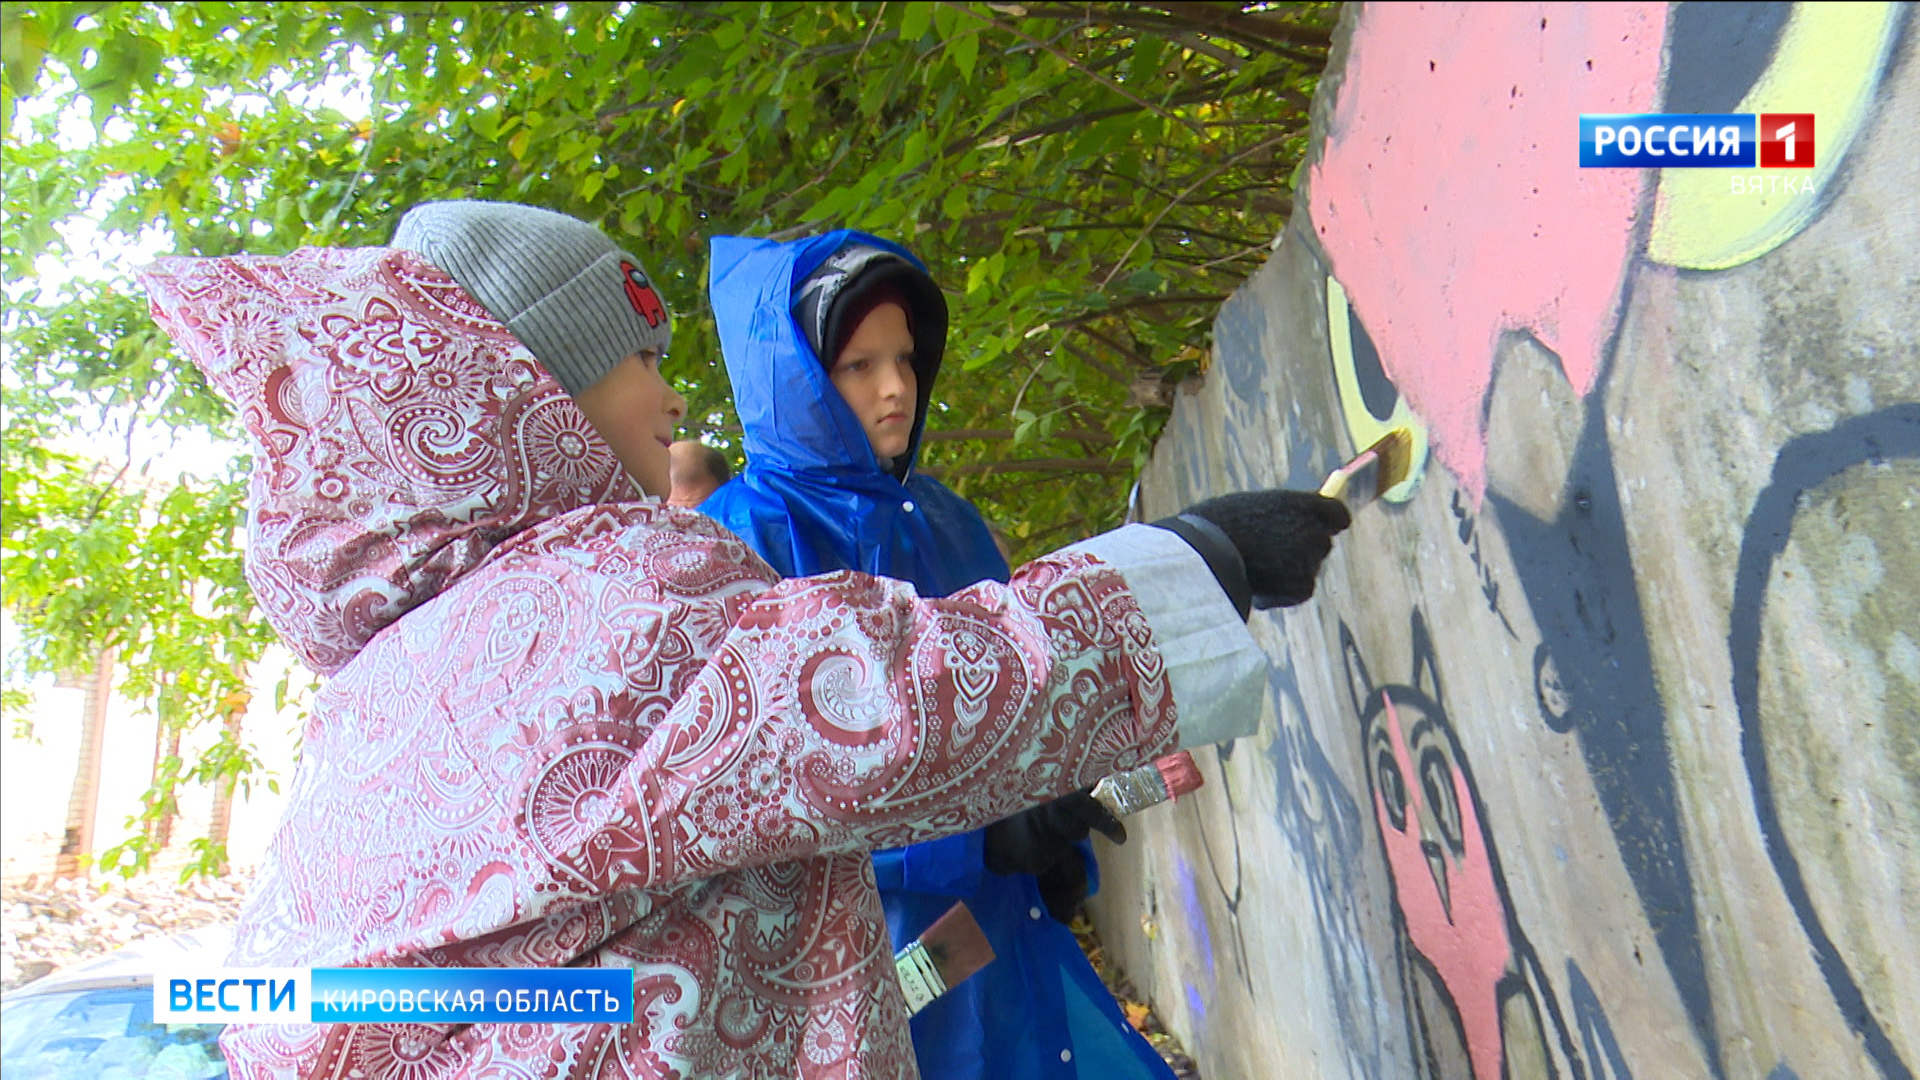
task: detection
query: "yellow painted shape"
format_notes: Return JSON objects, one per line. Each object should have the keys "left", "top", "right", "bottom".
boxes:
{"left": 1326, "top": 275, "right": 1429, "bottom": 503}
{"left": 1648, "top": 1, "right": 1900, "bottom": 270}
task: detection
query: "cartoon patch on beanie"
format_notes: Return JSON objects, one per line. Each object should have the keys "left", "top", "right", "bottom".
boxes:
{"left": 621, "top": 259, "right": 667, "bottom": 328}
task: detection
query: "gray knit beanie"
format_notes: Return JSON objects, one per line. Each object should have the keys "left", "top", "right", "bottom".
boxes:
{"left": 391, "top": 200, "right": 672, "bottom": 396}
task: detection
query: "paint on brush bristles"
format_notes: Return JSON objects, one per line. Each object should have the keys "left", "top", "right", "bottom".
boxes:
{"left": 1092, "top": 751, "right": 1205, "bottom": 818}
{"left": 1152, "top": 750, "right": 1204, "bottom": 801}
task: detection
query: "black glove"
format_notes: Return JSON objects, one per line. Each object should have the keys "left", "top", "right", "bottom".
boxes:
{"left": 1035, "top": 854, "right": 1090, "bottom": 925}
{"left": 1153, "top": 490, "right": 1351, "bottom": 615}
{"left": 984, "top": 790, "right": 1128, "bottom": 877}
{"left": 985, "top": 791, "right": 1126, "bottom": 924}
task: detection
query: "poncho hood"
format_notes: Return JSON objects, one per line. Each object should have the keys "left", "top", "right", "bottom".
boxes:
{"left": 711, "top": 230, "right": 939, "bottom": 476}
{"left": 139, "top": 247, "right": 641, "bottom": 675}
{"left": 703, "top": 232, "right": 1009, "bottom": 596}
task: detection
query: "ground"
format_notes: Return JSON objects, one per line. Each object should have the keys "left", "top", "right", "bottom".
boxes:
{"left": 1071, "top": 909, "right": 1203, "bottom": 1080}
{"left": 2, "top": 873, "right": 245, "bottom": 991}
{"left": 3, "top": 873, "right": 1200, "bottom": 1079}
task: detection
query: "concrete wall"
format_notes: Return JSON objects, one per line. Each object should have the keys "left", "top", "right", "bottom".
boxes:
{"left": 1089, "top": 5, "right": 1919, "bottom": 1079}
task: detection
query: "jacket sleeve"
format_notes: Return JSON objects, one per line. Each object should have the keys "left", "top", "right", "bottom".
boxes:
{"left": 553, "top": 523, "right": 1261, "bottom": 893}
{"left": 259, "top": 512, "right": 1267, "bottom": 958}
{"left": 490, "top": 518, "right": 1262, "bottom": 894}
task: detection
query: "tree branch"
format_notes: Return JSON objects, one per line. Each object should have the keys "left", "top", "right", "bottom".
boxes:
{"left": 944, "top": 2, "right": 1205, "bottom": 136}
{"left": 922, "top": 427, "right": 1114, "bottom": 445}
{"left": 1051, "top": 293, "right": 1229, "bottom": 328}
{"left": 765, "top": 217, "right": 832, "bottom": 242}
{"left": 1100, "top": 131, "right": 1293, "bottom": 286}
{"left": 765, "top": 140, "right": 855, "bottom": 214}
{"left": 1061, "top": 340, "right": 1143, "bottom": 385}
{"left": 1171, "top": 31, "right": 1245, "bottom": 68}
{"left": 1187, "top": 240, "right": 1272, "bottom": 272}
{"left": 1014, "top": 4, "right": 1331, "bottom": 59}
{"left": 1005, "top": 215, "right": 1268, "bottom": 249}
{"left": 948, "top": 66, "right": 1306, "bottom": 158}
{"left": 921, "top": 456, "right": 1133, "bottom": 477}
{"left": 1023, "top": 512, "right": 1095, "bottom": 548}
{"left": 1144, "top": 2, "right": 1334, "bottom": 48}
{"left": 1072, "top": 325, "right": 1159, "bottom": 373}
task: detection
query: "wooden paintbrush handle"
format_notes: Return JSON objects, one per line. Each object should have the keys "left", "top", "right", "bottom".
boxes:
{"left": 1321, "top": 447, "right": 1379, "bottom": 500}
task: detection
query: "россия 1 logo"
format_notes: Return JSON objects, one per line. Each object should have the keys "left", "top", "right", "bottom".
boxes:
{"left": 1580, "top": 114, "right": 1814, "bottom": 168}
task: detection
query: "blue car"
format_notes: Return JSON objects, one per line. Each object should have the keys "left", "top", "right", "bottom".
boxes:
{"left": 1, "top": 925, "right": 232, "bottom": 1079}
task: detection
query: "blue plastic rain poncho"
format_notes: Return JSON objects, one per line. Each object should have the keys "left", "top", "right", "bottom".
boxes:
{"left": 701, "top": 232, "right": 1176, "bottom": 1080}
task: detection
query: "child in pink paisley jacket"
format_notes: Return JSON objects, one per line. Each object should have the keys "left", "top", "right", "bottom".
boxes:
{"left": 136, "top": 200, "right": 1348, "bottom": 1080}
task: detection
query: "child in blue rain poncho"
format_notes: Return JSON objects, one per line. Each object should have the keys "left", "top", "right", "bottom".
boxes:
{"left": 701, "top": 231, "right": 1178, "bottom": 1080}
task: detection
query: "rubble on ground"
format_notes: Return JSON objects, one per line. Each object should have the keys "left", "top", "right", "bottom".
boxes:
{"left": 1, "top": 873, "right": 247, "bottom": 993}
{"left": 1072, "top": 911, "right": 1203, "bottom": 1080}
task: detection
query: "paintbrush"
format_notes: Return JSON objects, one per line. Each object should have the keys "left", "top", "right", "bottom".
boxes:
{"left": 893, "top": 760, "right": 1200, "bottom": 1014}
{"left": 1319, "top": 428, "right": 1415, "bottom": 507}
{"left": 1090, "top": 751, "right": 1205, "bottom": 819}
{"left": 895, "top": 902, "right": 995, "bottom": 1016}
{"left": 894, "top": 756, "right": 1203, "bottom": 1013}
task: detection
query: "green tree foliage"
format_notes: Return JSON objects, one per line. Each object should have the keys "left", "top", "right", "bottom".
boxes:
{"left": 1, "top": 1, "right": 1330, "bottom": 875}
{"left": 2, "top": 381, "right": 280, "bottom": 876}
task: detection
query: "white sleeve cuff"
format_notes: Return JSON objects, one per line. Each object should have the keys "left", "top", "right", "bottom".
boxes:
{"left": 1062, "top": 524, "right": 1269, "bottom": 748}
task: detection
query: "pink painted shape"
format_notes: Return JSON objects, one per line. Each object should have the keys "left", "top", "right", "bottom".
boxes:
{"left": 1309, "top": 3, "right": 1667, "bottom": 500}
{"left": 1375, "top": 692, "right": 1513, "bottom": 1080}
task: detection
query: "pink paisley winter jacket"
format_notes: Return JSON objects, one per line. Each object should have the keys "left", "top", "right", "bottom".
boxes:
{"left": 138, "top": 246, "right": 1266, "bottom": 1079}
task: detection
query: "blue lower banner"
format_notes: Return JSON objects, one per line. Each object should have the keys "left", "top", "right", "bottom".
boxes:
{"left": 311, "top": 968, "right": 635, "bottom": 1024}
{"left": 154, "top": 966, "right": 634, "bottom": 1024}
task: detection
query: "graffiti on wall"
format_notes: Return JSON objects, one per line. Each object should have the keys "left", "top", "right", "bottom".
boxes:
{"left": 1341, "top": 611, "right": 1593, "bottom": 1080}
{"left": 1119, "top": 3, "right": 1919, "bottom": 1079}
{"left": 1261, "top": 644, "right": 1392, "bottom": 1080}
{"left": 1306, "top": 1, "right": 1665, "bottom": 501}
{"left": 1730, "top": 407, "right": 1920, "bottom": 1078}
{"left": 1301, "top": 2, "right": 1912, "bottom": 1076}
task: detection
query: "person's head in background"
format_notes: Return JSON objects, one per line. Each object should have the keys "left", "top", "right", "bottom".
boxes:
{"left": 668, "top": 440, "right": 732, "bottom": 507}
{"left": 986, "top": 523, "right": 1014, "bottom": 567}
{"left": 391, "top": 201, "right": 686, "bottom": 497}
{"left": 793, "top": 245, "right": 946, "bottom": 473}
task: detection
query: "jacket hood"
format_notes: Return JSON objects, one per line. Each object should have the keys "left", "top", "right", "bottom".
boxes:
{"left": 701, "top": 233, "right": 1010, "bottom": 598}
{"left": 139, "top": 247, "right": 641, "bottom": 675}
{"left": 708, "top": 231, "right": 942, "bottom": 479}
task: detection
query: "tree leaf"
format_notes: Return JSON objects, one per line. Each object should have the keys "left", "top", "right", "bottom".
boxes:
{"left": 1, "top": 9, "right": 50, "bottom": 94}
{"left": 900, "top": 2, "right": 934, "bottom": 43}
{"left": 949, "top": 30, "right": 978, "bottom": 83}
